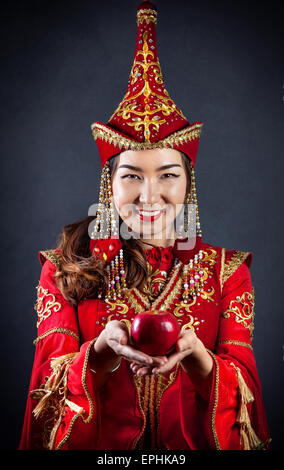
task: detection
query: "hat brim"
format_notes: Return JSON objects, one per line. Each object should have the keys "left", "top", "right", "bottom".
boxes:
{"left": 91, "top": 121, "right": 203, "bottom": 168}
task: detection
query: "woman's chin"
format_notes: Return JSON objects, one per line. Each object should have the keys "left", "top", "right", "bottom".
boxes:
{"left": 118, "top": 214, "right": 176, "bottom": 240}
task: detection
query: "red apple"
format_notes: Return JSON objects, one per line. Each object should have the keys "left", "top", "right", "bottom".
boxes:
{"left": 130, "top": 310, "right": 180, "bottom": 356}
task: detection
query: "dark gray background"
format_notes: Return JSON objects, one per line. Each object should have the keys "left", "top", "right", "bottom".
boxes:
{"left": 1, "top": 0, "right": 283, "bottom": 450}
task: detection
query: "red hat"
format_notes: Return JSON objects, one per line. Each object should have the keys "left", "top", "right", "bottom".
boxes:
{"left": 91, "top": 0, "right": 203, "bottom": 168}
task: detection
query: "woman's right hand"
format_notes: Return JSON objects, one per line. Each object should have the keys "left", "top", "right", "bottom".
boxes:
{"left": 94, "top": 320, "right": 167, "bottom": 372}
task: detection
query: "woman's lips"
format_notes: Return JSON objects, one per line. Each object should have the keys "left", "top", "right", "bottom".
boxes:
{"left": 136, "top": 209, "right": 166, "bottom": 222}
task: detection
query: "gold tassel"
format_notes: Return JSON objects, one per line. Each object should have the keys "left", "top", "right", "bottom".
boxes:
{"left": 31, "top": 352, "right": 79, "bottom": 449}
{"left": 32, "top": 352, "right": 78, "bottom": 419}
{"left": 231, "top": 363, "right": 263, "bottom": 450}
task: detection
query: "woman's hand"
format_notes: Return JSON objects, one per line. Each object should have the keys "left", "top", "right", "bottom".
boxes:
{"left": 94, "top": 320, "right": 167, "bottom": 372}
{"left": 130, "top": 330, "right": 213, "bottom": 380}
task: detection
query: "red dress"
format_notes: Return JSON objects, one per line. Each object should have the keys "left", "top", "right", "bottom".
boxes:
{"left": 19, "top": 241, "right": 270, "bottom": 450}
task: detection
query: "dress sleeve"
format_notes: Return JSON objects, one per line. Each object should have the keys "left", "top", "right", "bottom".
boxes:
{"left": 19, "top": 252, "right": 99, "bottom": 450}
{"left": 203, "top": 249, "right": 271, "bottom": 450}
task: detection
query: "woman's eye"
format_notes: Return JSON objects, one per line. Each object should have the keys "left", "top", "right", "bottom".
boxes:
{"left": 120, "top": 173, "right": 180, "bottom": 180}
{"left": 161, "top": 173, "right": 180, "bottom": 178}
{"left": 121, "top": 174, "right": 140, "bottom": 180}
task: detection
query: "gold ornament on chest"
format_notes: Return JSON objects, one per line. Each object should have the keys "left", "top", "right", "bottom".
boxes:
{"left": 100, "top": 249, "right": 217, "bottom": 334}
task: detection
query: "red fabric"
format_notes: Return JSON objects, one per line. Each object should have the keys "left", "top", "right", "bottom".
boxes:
{"left": 19, "top": 242, "right": 270, "bottom": 450}
{"left": 89, "top": 237, "right": 122, "bottom": 262}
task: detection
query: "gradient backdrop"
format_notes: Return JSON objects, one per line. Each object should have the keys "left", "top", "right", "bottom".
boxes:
{"left": 1, "top": 0, "right": 283, "bottom": 450}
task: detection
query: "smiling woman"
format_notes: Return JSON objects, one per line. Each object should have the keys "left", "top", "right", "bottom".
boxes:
{"left": 19, "top": 0, "right": 270, "bottom": 451}
{"left": 111, "top": 148, "right": 189, "bottom": 244}
{"left": 40, "top": 148, "right": 192, "bottom": 308}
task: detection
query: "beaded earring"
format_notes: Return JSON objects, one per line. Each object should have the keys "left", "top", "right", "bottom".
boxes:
{"left": 190, "top": 166, "right": 202, "bottom": 238}
{"left": 177, "top": 164, "right": 202, "bottom": 239}
{"left": 90, "top": 161, "right": 118, "bottom": 240}
{"left": 89, "top": 161, "right": 127, "bottom": 302}
{"left": 177, "top": 164, "right": 204, "bottom": 302}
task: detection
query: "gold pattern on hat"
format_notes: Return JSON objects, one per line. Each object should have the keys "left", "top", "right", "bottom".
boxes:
{"left": 92, "top": 121, "right": 202, "bottom": 150}
{"left": 137, "top": 8, "right": 158, "bottom": 26}
{"left": 108, "top": 30, "right": 187, "bottom": 142}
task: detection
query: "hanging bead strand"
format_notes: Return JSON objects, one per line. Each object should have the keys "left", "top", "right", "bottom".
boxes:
{"left": 191, "top": 167, "right": 202, "bottom": 237}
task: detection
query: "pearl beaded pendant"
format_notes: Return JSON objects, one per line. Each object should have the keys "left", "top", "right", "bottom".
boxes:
{"left": 182, "top": 250, "right": 205, "bottom": 302}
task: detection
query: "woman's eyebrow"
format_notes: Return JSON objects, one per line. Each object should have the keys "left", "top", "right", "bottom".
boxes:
{"left": 117, "top": 164, "right": 182, "bottom": 172}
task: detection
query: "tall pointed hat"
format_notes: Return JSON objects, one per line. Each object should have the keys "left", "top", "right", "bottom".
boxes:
{"left": 91, "top": 0, "right": 203, "bottom": 168}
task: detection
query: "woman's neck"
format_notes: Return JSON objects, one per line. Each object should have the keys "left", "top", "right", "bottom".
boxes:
{"left": 139, "top": 226, "right": 177, "bottom": 249}
{"left": 140, "top": 237, "right": 176, "bottom": 249}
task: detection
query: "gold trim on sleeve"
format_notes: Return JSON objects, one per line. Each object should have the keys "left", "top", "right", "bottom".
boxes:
{"left": 55, "top": 338, "right": 97, "bottom": 450}
{"left": 33, "top": 328, "right": 80, "bottom": 346}
{"left": 39, "top": 250, "right": 62, "bottom": 269}
{"left": 205, "top": 350, "right": 221, "bottom": 450}
{"left": 217, "top": 340, "right": 253, "bottom": 352}
{"left": 222, "top": 251, "right": 251, "bottom": 286}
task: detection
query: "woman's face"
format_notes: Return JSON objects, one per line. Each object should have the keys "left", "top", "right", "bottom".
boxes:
{"left": 111, "top": 148, "right": 188, "bottom": 244}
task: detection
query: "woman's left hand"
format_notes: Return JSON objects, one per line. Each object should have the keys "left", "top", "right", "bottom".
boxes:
{"left": 130, "top": 329, "right": 199, "bottom": 376}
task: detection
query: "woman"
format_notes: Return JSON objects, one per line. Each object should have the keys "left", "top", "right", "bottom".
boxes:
{"left": 19, "top": 1, "right": 270, "bottom": 450}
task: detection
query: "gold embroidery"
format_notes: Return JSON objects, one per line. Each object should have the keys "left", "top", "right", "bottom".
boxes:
{"left": 181, "top": 316, "right": 201, "bottom": 332}
{"left": 92, "top": 121, "right": 202, "bottom": 151}
{"left": 174, "top": 286, "right": 215, "bottom": 318}
{"left": 222, "top": 290, "right": 255, "bottom": 339}
{"left": 39, "top": 250, "right": 62, "bottom": 269}
{"left": 206, "top": 350, "right": 221, "bottom": 450}
{"left": 222, "top": 251, "right": 251, "bottom": 287}
{"left": 132, "top": 374, "right": 150, "bottom": 449}
{"left": 35, "top": 284, "right": 62, "bottom": 328}
{"left": 56, "top": 338, "right": 97, "bottom": 449}
{"left": 219, "top": 248, "right": 226, "bottom": 293}
{"left": 120, "top": 318, "right": 132, "bottom": 330}
{"left": 217, "top": 340, "right": 253, "bottom": 352}
{"left": 54, "top": 414, "right": 80, "bottom": 450}
{"left": 133, "top": 262, "right": 182, "bottom": 311}
{"left": 142, "top": 265, "right": 167, "bottom": 301}
{"left": 33, "top": 328, "right": 80, "bottom": 346}
{"left": 119, "top": 291, "right": 146, "bottom": 314}
{"left": 107, "top": 29, "right": 187, "bottom": 142}
{"left": 100, "top": 248, "right": 217, "bottom": 335}
{"left": 137, "top": 8, "right": 158, "bottom": 26}
{"left": 202, "top": 249, "right": 218, "bottom": 266}
{"left": 133, "top": 365, "right": 179, "bottom": 450}
{"left": 102, "top": 248, "right": 217, "bottom": 334}
{"left": 80, "top": 338, "right": 96, "bottom": 423}
{"left": 159, "top": 276, "right": 183, "bottom": 313}
{"left": 105, "top": 299, "right": 129, "bottom": 315}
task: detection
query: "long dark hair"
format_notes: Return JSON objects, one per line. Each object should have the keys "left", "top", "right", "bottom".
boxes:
{"left": 54, "top": 152, "right": 191, "bottom": 307}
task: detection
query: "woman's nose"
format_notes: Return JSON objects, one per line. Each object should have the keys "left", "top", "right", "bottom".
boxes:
{"left": 139, "top": 179, "right": 161, "bottom": 205}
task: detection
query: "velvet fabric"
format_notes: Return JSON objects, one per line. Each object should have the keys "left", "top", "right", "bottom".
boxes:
{"left": 19, "top": 241, "right": 270, "bottom": 450}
